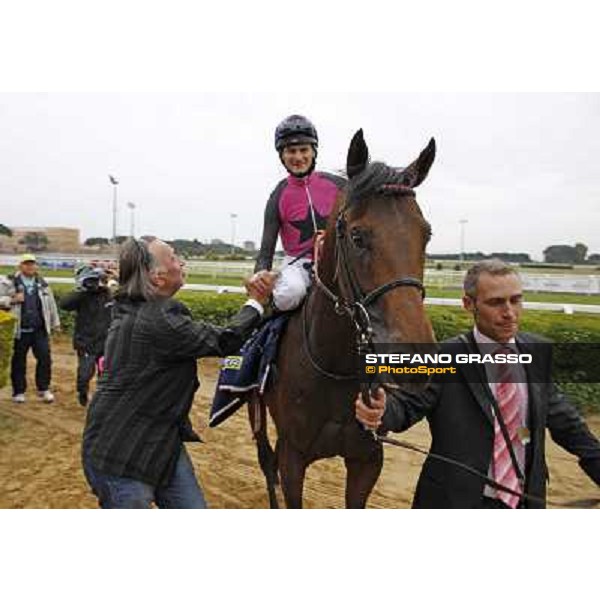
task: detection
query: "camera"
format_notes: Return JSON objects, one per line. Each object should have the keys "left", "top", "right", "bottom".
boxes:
{"left": 81, "top": 276, "right": 101, "bottom": 291}
{"left": 76, "top": 266, "right": 105, "bottom": 292}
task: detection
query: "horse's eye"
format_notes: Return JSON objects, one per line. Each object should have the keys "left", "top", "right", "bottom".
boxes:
{"left": 350, "top": 228, "right": 366, "bottom": 249}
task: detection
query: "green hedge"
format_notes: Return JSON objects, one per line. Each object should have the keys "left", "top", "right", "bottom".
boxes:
{"left": 425, "top": 306, "right": 600, "bottom": 413}
{"left": 52, "top": 287, "right": 248, "bottom": 336}
{"left": 52, "top": 288, "right": 600, "bottom": 412}
{"left": 0, "top": 311, "right": 15, "bottom": 389}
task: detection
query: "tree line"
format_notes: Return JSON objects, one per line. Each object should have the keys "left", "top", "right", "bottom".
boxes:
{"left": 1, "top": 225, "right": 598, "bottom": 264}
{"left": 83, "top": 236, "right": 253, "bottom": 258}
{"left": 430, "top": 243, "right": 599, "bottom": 265}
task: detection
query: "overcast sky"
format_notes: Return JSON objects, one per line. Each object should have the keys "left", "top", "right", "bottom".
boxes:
{"left": 0, "top": 92, "right": 598, "bottom": 261}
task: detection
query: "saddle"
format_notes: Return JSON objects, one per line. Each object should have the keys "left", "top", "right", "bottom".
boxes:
{"left": 209, "top": 314, "right": 289, "bottom": 427}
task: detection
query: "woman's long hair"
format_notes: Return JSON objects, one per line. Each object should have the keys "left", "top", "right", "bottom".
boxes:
{"left": 117, "top": 237, "right": 158, "bottom": 301}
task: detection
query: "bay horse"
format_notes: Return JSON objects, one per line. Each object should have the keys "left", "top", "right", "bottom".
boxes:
{"left": 250, "top": 129, "right": 437, "bottom": 508}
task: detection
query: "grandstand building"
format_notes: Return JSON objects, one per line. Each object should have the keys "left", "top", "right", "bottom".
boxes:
{"left": 0, "top": 227, "right": 81, "bottom": 253}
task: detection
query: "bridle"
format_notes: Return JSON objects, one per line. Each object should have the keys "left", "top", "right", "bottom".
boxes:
{"left": 303, "top": 184, "right": 426, "bottom": 385}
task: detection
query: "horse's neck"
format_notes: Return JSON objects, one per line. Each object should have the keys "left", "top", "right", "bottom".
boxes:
{"left": 306, "top": 282, "right": 356, "bottom": 358}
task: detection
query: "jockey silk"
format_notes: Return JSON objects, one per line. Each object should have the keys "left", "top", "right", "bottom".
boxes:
{"left": 255, "top": 172, "right": 345, "bottom": 272}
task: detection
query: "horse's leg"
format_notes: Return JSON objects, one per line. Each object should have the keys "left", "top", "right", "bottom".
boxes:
{"left": 247, "top": 395, "right": 279, "bottom": 509}
{"left": 344, "top": 446, "right": 384, "bottom": 509}
{"left": 278, "top": 438, "right": 308, "bottom": 509}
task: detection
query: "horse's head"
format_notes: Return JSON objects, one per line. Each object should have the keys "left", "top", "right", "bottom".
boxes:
{"left": 322, "top": 129, "right": 436, "bottom": 347}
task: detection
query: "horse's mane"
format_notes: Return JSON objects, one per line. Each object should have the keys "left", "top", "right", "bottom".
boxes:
{"left": 345, "top": 161, "right": 408, "bottom": 208}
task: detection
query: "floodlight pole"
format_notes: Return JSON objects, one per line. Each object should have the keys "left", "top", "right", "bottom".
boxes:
{"left": 128, "top": 202, "right": 136, "bottom": 237}
{"left": 230, "top": 213, "right": 238, "bottom": 255}
{"left": 109, "top": 175, "right": 119, "bottom": 247}
{"left": 459, "top": 219, "right": 468, "bottom": 263}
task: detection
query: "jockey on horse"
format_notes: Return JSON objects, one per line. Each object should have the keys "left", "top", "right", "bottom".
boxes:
{"left": 209, "top": 115, "right": 344, "bottom": 427}
{"left": 249, "top": 114, "right": 346, "bottom": 310}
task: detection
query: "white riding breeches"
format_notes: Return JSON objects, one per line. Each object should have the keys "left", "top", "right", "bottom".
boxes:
{"left": 272, "top": 255, "right": 312, "bottom": 311}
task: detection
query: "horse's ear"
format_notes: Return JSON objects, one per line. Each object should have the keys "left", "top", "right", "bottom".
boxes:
{"left": 346, "top": 129, "right": 369, "bottom": 179}
{"left": 402, "top": 137, "right": 436, "bottom": 188}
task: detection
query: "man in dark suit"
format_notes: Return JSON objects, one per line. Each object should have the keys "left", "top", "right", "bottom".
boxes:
{"left": 356, "top": 259, "right": 600, "bottom": 508}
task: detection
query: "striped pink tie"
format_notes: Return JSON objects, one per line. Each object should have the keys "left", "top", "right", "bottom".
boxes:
{"left": 493, "top": 349, "right": 523, "bottom": 508}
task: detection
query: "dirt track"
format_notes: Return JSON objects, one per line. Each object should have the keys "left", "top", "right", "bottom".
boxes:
{"left": 0, "top": 335, "right": 598, "bottom": 509}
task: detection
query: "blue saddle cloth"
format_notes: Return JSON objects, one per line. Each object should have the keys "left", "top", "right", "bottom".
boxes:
{"left": 209, "top": 314, "right": 289, "bottom": 427}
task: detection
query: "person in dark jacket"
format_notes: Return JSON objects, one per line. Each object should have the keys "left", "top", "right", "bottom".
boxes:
{"left": 82, "top": 237, "right": 275, "bottom": 509}
{"left": 355, "top": 259, "right": 600, "bottom": 508}
{"left": 6, "top": 254, "right": 61, "bottom": 403}
{"left": 59, "top": 266, "right": 116, "bottom": 406}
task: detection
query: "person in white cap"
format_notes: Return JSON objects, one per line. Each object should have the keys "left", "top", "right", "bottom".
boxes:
{"left": 5, "top": 254, "right": 60, "bottom": 403}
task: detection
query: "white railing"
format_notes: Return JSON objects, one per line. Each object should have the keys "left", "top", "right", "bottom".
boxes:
{"left": 421, "top": 297, "right": 600, "bottom": 315}
{"left": 177, "top": 264, "right": 600, "bottom": 295}
{"left": 4, "top": 253, "right": 598, "bottom": 294}
{"left": 424, "top": 270, "right": 600, "bottom": 295}
{"left": 45, "top": 277, "right": 600, "bottom": 315}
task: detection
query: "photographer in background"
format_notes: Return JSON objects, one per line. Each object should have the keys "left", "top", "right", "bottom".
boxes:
{"left": 59, "top": 265, "right": 116, "bottom": 407}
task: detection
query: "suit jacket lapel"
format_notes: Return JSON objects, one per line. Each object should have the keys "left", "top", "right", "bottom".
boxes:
{"left": 459, "top": 331, "right": 495, "bottom": 425}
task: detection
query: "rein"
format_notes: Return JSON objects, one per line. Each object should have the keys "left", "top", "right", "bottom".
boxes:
{"left": 376, "top": 434, "right": 599, "bottom": 509}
